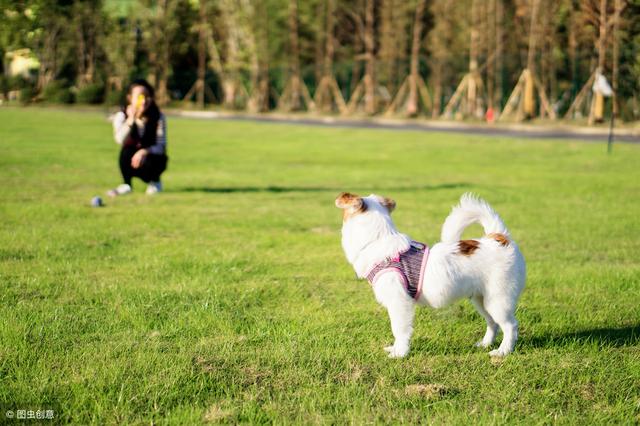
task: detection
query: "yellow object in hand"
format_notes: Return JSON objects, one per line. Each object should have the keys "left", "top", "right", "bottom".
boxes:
{"left": 136, "top": 94, "right": 145, "bottom": 108}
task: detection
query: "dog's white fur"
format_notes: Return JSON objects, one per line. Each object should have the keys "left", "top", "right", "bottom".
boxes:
{"left": 337, "top": 193, "right": 526, "bottom": 358}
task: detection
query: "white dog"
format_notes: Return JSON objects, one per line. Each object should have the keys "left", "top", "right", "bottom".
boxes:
{"left": 336, "top": 192, "right": 525, "bottom": 358}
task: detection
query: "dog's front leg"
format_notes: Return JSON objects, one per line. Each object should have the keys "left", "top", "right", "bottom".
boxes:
{"left": 384, "top": 300, "right": 415, "bottom": 358}
{"left": 374, "top": 275, "right": 415, "bottom": 358}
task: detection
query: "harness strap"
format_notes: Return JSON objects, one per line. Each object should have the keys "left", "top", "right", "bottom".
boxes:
{"left": 365, "top": 241, "right": 429, "bottom": 300}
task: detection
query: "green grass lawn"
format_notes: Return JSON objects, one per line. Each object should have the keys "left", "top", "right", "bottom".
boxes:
{"left": 1, "top": 107, "right": 639, "bottom": 424}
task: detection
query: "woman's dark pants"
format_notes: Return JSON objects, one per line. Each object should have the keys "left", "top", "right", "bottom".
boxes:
{"left": 119, "top": 146, "right": 168, "bottom": 186}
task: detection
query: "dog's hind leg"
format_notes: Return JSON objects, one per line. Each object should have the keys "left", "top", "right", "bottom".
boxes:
{"left": 471, "top": 295, "right": 498, "bottom": 348}
{"left": 484, "top": 300, "right": 518, "bottom": 357}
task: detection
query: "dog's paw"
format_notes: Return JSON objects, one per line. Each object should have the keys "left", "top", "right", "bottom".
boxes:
{"left": 489, "top": 348, "right": 511, "bottom": 357}
{"left": 385, "top": 345, "right": 409, "bottom": 358}
{"left": 475, "top": 340, "right": 493, "bottom": 349}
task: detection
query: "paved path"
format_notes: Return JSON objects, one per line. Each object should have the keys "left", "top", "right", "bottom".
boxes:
{"left": 8, "top": 106, "right": 638, "bottom": 143}
{"left": 169, "top": 110, "right": 640, "bottom": 143}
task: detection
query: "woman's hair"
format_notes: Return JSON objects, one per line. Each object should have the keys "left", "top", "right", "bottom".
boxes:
{"left": 124, "top": 78, "right": 161, "bottom": 149}
{"left": 127, "top": 78, "right": 155, "bottom": 99}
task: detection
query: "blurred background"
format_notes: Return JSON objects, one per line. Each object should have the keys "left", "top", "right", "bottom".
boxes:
{"left": 1, "top": 0, "right": 638, "bottom": 124}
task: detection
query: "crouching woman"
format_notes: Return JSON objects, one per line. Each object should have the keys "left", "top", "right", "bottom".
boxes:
{"left": 108, "top": 79, "right": 168, "bottom": 196}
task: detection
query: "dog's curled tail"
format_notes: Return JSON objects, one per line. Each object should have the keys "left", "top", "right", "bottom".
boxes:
{"left": 440, "top": 193, "right": 510, "bottom": 243}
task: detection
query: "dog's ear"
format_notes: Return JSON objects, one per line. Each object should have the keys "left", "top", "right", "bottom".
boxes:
{"left": 335, "top": 192, "right": 366, "bottom": 217}
{"left": 335, "top": 192, "right": 363, "bottom": 209}
{"left": 375, "top": 195, "right": 396, "bottom": 213}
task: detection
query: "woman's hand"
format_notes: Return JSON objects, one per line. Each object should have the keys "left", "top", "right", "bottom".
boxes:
{"left": 134, "top": 101, "right": 145, "bottom": 119}
{"left": 125, "top": 104, "right": 136, "bottom": 125}
{"left": 131, "top": 149, "right": 148, "bottom": 169}
{"left": 126, "top": 100, "right": 146, "bottom": 123}
{"left": 134, "top": 94, "right": 147, "bottom": 119}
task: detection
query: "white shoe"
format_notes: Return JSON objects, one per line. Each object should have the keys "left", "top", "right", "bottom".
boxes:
{"left": 107, "top": 183, "right": 132, "bottom": 197}
{"left": 146, "top": 181, "right": 162, "bottom": 195}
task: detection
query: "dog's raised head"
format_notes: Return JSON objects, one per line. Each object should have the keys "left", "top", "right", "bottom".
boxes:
{"left": 335, "top": 192, "right": 408, "bottom": 275}
{"left": 335, "top": 192, "right": 396, "bottom": 222}
{"left": 335, "top": 192, "right": 367, "bottom": 221}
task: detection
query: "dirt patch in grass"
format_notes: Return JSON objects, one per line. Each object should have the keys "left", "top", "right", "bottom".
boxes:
{"left": 404, "top": 383, "right": 450, "bottom": 400}
{"left": 203, "top": 404, "right": 234, "bottom": 423}
{"left": 194, "top": 355, "right": 222, "bottom": 373}
{"left": 241, "top": 365, "right": 271, "bottom": 386}
{"left": 490, "top": 356, "right": 505, "bottom": 366}
{"left": 334, "top": 362, "right": 370, "bottom": 384}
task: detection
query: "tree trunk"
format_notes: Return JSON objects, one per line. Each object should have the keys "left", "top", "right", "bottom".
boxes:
{"left": 378, "top": 0, "right": 407, "bottom": 95}
{"left": 314, "top": 0, "right": 326, "bottom": 85}
{"left": 379, "top": 0, "right": 395, "bottom": 93}
{"left": 486, "top": 0, "right": 495, "bottom": 110}
{"left": 597, "top": 0, "right": 607, "bottom": 71}
{"left": 432, "top": 73, "right": 442, "bottom": 118}
{"left": 223, "top": 11, "right": 241, "bottom": 108}
{"left": 156, "top": 0, "right": 170, "bottom": 106}
{"left": 249, "top": 0, "right": 270, "bottom": 112}
{"left": 76, "top": 20, "right": 86, "bottom": 86}
{"left": 526, "top": 0, "right": 541, "bottom": 73}
{"left": 406, "top": 0, "right": 426, "bottom": 116}
{"left": 590, "top": 0, "right": 608, "bottom": 123}
{"left": 242, "top": 0, "right": 261, "bottom": 112}
{"left": 524, "top": 0, "right": 541, "bottom": 117}
{"left": 324, "top": 0, "right": 335, "bottom": 77}
{"left": 568, "top": 4, "right": 578, "bottom": 100}
{"left": 278, "top": 0, "right": 314, "bottom": 111}
{"left": 349, "top": 30, "right": 363, "bottom": 97}
{"left": 429, "top": 0, "right": 452, "bottom": 118}
{"left": 37, "top": 25, "right": 60, "bottom": 91}
{"left": 197, "top": 0, "right": 206, "bottom": 108}
{"left": 467, "top": 0, "right": 480, "bottom": 116}
{"left": 612, "top": 0, "right": 622, "bottom": 117}
{"left": 184, "top": 2, "right": 220, "bottom": 107}
{"left": 314, "top": 0, "right": 347, "bottom": 113}
{"left": 363, "top": 0, "right": 375, "bottom": 114}
{"left": 495, "top": 0, "right": 503, "bottom": 111}
{"left": 289, "top": 0, "right": 302, "bottom": 110}
{"left": 539, "top": 1, "right": 549, "bottom": 117}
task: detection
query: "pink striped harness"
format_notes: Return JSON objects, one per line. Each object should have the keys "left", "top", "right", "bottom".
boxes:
{"left": 365, "top": 241, "right": 430, "bottom": 300}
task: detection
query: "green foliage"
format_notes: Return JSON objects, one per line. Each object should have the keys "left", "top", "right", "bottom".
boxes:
{"left": 42, "top": 80, "right": 74, "bottom": 104}
{"left": 0, "top": 107, "right": 639, "bottom": 423}
{"left": 76, "top": 83, "right": 105, "bottom": 104}
{"left": 103, "top": 0, "right": 135, "bottom": 18}
{"left": 0, "top": 0, "right": 36, "bottom": 51}
{"left": 19, "top": 85, "right": 36, "bottom": 104}
{"left": 6, "top": 75, "right": 30, "bottom": 90}
{"left": 1, "top": 0, "right": 639, "bottom": 119}
{"left": 105, "top": 88, "right": 125, "bottom": 106}
{"left": 0, "top": 74, "right": 8, "bottom": 95}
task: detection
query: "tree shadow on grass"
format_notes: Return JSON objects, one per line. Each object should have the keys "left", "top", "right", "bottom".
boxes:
{"left": 171, "top": 182, "right": 470, "bottom": 194}
{"left": 522, "top": 325, "right": 640, "bottom": 349}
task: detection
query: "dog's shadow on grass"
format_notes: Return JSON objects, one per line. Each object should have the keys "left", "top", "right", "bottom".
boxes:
{"left": 523, "top": 325, "right": 640, "bottom": 349}
{"left": 412, "top": 325, "right": 640, "bottom": 356}
{"left": 171, "top": 182, "right": 471, "bottom": 194}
